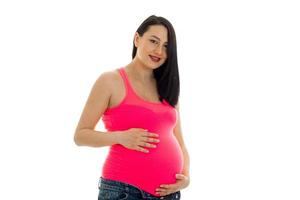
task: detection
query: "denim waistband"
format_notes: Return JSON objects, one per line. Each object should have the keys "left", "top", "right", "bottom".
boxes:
{"left": 99, "top": 177, "right": 141, "bottom": 194}
{"left": 98, "top": 177, "right": 180, "bottom": 199}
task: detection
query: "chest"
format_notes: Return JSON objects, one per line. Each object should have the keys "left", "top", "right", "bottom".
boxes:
{"left": 108, "top": 78, "right": 160, "bottom": 108}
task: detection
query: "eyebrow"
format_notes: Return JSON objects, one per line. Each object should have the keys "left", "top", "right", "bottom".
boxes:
{"left": 150, "top": 35, "right": 168, "bottom": 44}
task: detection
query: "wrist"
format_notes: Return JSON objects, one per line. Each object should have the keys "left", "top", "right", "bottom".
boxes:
{"left": 113, "top": 131, "right": 123, "bottom": 145}
{"left": 183, "top": 172, "right": 190, "bottom": 180}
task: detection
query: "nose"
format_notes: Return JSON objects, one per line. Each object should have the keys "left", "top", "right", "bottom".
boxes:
{"left": 154, "top": 45, "right": 165, "bottom": 56}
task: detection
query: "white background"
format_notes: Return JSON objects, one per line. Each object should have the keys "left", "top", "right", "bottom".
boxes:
{"left": 0, "top": 0, "right": 299, "bottom": 199}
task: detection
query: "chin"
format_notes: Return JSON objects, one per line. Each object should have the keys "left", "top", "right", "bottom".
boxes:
{"left": 149, "top": 64, "right": 162, "bottom": 70}
{"left": 150, "top": 61, "right": 165, "bottom": 69}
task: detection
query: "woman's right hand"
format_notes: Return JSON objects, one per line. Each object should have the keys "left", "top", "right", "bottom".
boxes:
{"left": 117, "top": 128, "right": 160, "bottom": 153}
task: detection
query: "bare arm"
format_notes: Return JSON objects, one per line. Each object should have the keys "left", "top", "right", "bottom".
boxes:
{"left": 74, "top": 70, "right": 160, "bottom": 153}
{"left": 74, "top": 71, "right": 120, "bottom": 147}
{"left": 173, "top": 102, "right": 190, "bottom": 178}
{"left": 74, "top": 129, "right": 121, "bottom": 147}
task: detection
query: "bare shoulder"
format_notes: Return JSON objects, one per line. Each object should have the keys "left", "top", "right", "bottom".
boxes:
{"left": 74, "top": 68, "right": 121, "bottom": 132}
{"left": 93, "top": 68, "right": 123, "bottom": 106}
{"left": 95, "top": 69, "right": 120, "bottom": 88}
{"left": 99, "top": 68, "right": 125, "bottom": 108}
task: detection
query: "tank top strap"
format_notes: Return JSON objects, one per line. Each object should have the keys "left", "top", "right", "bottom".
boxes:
{"left": 117, "top": 67, "right": 167, "bottom": 107}
{"left": 118, "top": 67, "right": 136, "bottom": 98}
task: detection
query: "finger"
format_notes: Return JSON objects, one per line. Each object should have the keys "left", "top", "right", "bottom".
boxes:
{"left": 156, "top": 188, "right": 167, "bottom": 192}
{"left": 149, "top": 132, "right": 159, "bottom": 138}
{"left": 138, "top": 142, "right": 156, "bottom": 148}
{"left": 137, "top": 146, "right": 149, "bottom": 153}
{"left": 156, "top": 191, "right": 167, "bottom": 196}
{"left": 142, "top": 132, "right": 159, "bottom": 138}
{"left": 176, "top": 174, "right": 185, "bottom": 179}
{"left": 143, "top": 137, "right": 160, "bottom": 143}
{"left": 141, "top": 142, "right": 156, "bottom": 148}
{"left": 159, "top": 184, "right": 171, "bottom": 189}
{"left": 149, "top": 143, "right": 157, "bottom": 148}
{"left": 148, "top": 137, "right": 160, "bottom": 143}
{"left": 156, "top": 190, "right": 172, "bottom": 196}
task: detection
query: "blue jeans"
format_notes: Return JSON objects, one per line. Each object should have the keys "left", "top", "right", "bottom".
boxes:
{"left": 98, "top": 177, "right": 181, "bottom": 200}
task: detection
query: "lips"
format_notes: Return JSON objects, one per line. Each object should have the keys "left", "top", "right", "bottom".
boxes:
{"left": 149, "top": 55, "right": 161, "bottom": 62}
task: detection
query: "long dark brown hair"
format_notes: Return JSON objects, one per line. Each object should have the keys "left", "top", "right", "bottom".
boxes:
{"left": 132, "top": 15, "right": 180, "bottom": 108}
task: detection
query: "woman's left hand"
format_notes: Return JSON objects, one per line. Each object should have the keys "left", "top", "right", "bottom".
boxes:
{"left": 155, "top": 174, "right": 190, "bottom": 196}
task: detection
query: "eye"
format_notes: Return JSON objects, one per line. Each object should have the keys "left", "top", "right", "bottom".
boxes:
{"left": 150, "top": 39, "right": 158, "bottom": 44}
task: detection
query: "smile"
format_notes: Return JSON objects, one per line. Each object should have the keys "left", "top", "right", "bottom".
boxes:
{"left": 149, "top": 55, "right": 161, "bottom": 62}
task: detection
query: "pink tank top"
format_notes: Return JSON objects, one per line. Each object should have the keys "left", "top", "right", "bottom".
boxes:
{"left": 101, "top": 67, "right": 184, "bottom": 196}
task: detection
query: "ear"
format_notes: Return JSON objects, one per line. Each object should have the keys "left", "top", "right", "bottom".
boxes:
{"left": 134, "top": 32, "right": 140, "bottom": 48}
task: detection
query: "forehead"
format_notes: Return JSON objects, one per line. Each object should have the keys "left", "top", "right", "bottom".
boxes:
{"left": 144, "top": 25, "right": 168, "bottom": 42}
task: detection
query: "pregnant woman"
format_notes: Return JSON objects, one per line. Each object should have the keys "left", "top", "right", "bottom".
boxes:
{"left": 74, "top": 15, "right": 190, "bottom": 200}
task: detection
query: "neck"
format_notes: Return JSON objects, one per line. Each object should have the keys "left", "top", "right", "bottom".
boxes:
{"left": 125, "top": 59, "right": 155, "bottom": 83}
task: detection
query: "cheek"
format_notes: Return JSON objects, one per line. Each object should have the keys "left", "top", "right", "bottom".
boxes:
{"left": 143, "top": 44, "right": 154, "bottom": 53}
{"left": 137, "top": 47, "right": 147, "bottom": 57}
{"left": 137, "top": 45, "right": 149, "bottom": 55}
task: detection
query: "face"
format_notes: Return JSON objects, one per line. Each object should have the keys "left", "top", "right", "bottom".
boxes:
{"left": 134, "top": 25, "right": 168, "bottom": 69}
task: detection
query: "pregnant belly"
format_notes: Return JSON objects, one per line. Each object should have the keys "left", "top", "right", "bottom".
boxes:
{"left": 102, "top": 134, "right": 184, "bottom": 195}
